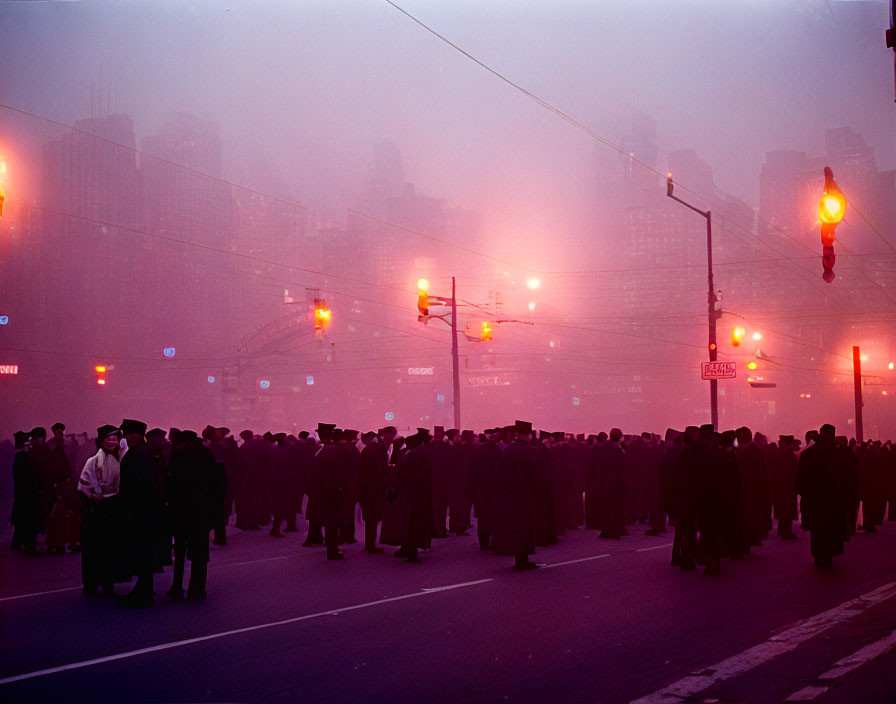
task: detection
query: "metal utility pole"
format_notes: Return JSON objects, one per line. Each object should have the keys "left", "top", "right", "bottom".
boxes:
{"left": 853, "top": 346, "right": 864, "bottom": 443}
{"left": 451, "top": 276, "right": 461, "bottom": 428}
{"left": 667, "top": 175, "right": 719, "bottom": 429}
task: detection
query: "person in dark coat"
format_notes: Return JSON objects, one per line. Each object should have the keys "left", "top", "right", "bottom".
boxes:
{"left": 165, "top": 430, "right": 216, "bottom": 600}
{"left": 382, "top": 431, "right": 434, "bottom": 562}
{"left": 771, "top": 435, "right": 799, "bottom": 539}
{"left": 118, "top": 419, "right": 165, "bottom": 607}
{"left": 642, "top": 433, "right": 666, "bottom": 535}
{"left": 546, "top": 432, "right": 569, "bottom": 538}
{"left": 425, "top": 426, "right": 455, "bottom": 539}
{"left": 301, "top": 429, "right": 327, "bottom": 548}
{"left": 694, "top": 427, "right": 738, "bottom": 575}
{"left": 734, "top": 427, "right": 770, "bottom": 551}
{"left": 27, "top": 427, "right": 57, "bottom": 535}
{"left": 796, "top": 424, "right": 847, "bottom": 568}
{"left": 585, "top": 432, "right": 606, "bottom": 530}
{"left": 235, "top": 430, "right": 263, "bottom": 530}
{"left": 531, "top": 432, "right": 557, "bottom": 547}
{"left": 471, "top": 431, "right": 502, "bottom": 550}
{"left": 204, "top": 426, "right": 232, "bottom": 544}
{"left": 449, "top": 430, "right": 475, "bottom": 535}
{"left": 670, "top": 426, "right": 700, "bottom": 570}
{"left": 78, "top": 426, "right": 127, "bottom": 596}
{"left": 339, "top": 430, "right": 361, "bottom": 545}
{"left": 11, "top": 431, "right": 39, "bottom": 554}
{"left": 358, "top": 431, "right": 387, "bottom": 553}
{"left": 492, "top": 421, "right": 538, "bottom": 570}
{"left": 266, "top": 433, "right": 293, "bottom": 538}
{"left": 597, "top": 428, "right": 627, "bottom": 539}
{"left": 312, "top": 425, "right": 350, "bottom": 560}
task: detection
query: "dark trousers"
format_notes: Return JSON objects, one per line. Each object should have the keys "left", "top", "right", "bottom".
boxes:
{"left": 477, "top": 529, "right": 491, "bottom": 550}
{"left": 364, "top": 520, "right": 379, "bottom": 550}
{"left": 777, "top": 518, "right": 794, "bottom": 538}
{"left": 305, "top": 521, "right": 324, "bottom": 544}
{"left": 172, "top": 536, "right": 208, "bottom": 593}
{"left": 449, "top": 503, "right": 471, "bottom": 533}
{"left": 324, "top": 523, "right": 340, "bottom": 559}
{"left": 432, "top": 500, "right": 448, "bottom": 537}
{"left": 672, "top": 518, "right": 697, "bottom": 568}
{"left": 213, "top": 524, "right": 226, "bottom": 543}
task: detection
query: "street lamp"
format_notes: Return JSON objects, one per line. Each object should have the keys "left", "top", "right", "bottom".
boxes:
{"left": 667, "top": 173, "right": 719, "bottom": 429}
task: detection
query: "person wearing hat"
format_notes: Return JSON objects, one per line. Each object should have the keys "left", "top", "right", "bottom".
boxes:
{"left": 492, "top": 421, "right": 538, "bottom": 570}
{"left": 381, "top": 430, "right": 434, "bottom": 562}
{"left": 770, "top": 435, "right": 799, "bottom": 540}
{"left": 796, "top": 424, "right": 848, "bottom": 568}
{"left": 358, "top": 431, "right": 387, "bottom": 553}
{"left": 338, "top": 430, "right": 362, "bottom": 545}
{"left": 449, "top": 430, "right": 476, "bottom": 536}
{"left": 309, "top": 423, "right": 350, "bottom": 560}
{"left": 165, "top": 429, "right": 218, "bottom": 600}
{"left": 266, "top": 432, "right": 293, "bottom": 538}
{"left": 734, "top": 426, "right": 770, "bottom": 554}
{"left": 425, "top": 425, "right": 455, "bottom": 539}
{"left": 595, "top": 428, "right": 627, "bottom": 540}
{"left": 118, "top": 419, "right": 165, "bottom": 607}
{"left": 470, "top": 428, "right": 502, "bottom": 551}
{"left": 692, "top": 425, "right": 733, "bottom": 576}
{"left": 11, "top": 431, "right": 40, "bottom": 554}
{"left": 78, "top": 425, "right": 127, "bottom": 596}
{"left": 26, "top": 427, "right": 57, "bottom": 536}
{"left": 234, "top": 430, "right": 263, "bottom": 531}
{"left": 203, "top": 427, "right": 232, "bottom": 545}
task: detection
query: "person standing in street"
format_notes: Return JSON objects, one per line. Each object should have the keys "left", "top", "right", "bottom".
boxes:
{"left": 78, "top": 425, "right": 126, "bottom": 596}
{"left": 492, "top": 420, "right": 538, "bottom": 571}
{"left": 118, "top": 419, "right": 164, "bottom": 607}
{"left": 796, "top": 424, "right": 847, "bottom": 569}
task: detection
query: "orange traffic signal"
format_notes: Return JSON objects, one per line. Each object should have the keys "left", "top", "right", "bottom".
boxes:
{"left": 94, "top": 365, "right": 107, "bottom": 385}
{"left": 313, "top": 299, "right": 331, "bottom": 331}
{"left": 819, "top": 166, "right": 845, "bottom": 283}
{"left": 731, "top": 327, "right": 745, "bottom": 347}
{"left": 481, "top": 320, "right": 493, "bottom": 342}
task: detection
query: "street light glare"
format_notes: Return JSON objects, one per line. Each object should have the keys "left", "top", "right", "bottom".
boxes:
{"left": 528, "top": 301, "right": 536, "bottom": 311}
{"left": 526, "top": 278, "right": 540, "bottom": 290}
{"left": 417, "top": 278, "right": 429, "bottom": 291}
{"left": 818, "top": 193, "right": 846, "bottom": 224}
{"left": 752, "top": 332, "right": 762, "bottom": 341}
{"left": 889, "top": 362, "right": 894, "bottom": 370}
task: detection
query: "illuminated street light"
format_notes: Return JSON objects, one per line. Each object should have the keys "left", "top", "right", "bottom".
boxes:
{"left": 889, "top": 362, "right": 894, "bottom": 370}
{"left": 527, "top": 301, "right": 536, "bottom": 311}
{"left": 417, "top": 278, "right": 429, "bottom": 292}
{"left": 732, "top": 327, "right": 745, "bottom": 347}
{"left": 526, "top": 278, "right": 540, "bottom": 290}
{"left": 861, "top": 354, "right": 868, "bottom": 362}
{"left": 752, "top": 332, "right": 762, "bottom": 341}
{"left": 818, "top": 166, "right": 846, "bottom": 283}
{"left": 747, "top": 361, "right": 758, "bottom": 370}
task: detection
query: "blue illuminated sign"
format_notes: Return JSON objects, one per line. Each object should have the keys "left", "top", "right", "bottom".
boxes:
{"left": 572, "top": 397, "right": 580, "bottom": 406}
{"left": 306, "top": 375, "right": 314, "bottom": 385}
{"left": 384, "top": 412, "right": 394, "bottom": 421}
{"left": 0, "top": 316, "right": 8, "bottom": 325}
{"left": 436, "top": 394, "right": 445, "bottom": 403}
{"left": 207, "top": 376, "right": 216, "bottom": 383}
{"left": 163, "top": 347, "right": 176, "bottom": 358}
{"left": 259, "top": 380, "right": 271, "bottom": 389}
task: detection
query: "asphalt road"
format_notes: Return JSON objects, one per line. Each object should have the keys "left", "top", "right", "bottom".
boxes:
{"left": 2, "top": 514, "right": 895, "bottom": 704}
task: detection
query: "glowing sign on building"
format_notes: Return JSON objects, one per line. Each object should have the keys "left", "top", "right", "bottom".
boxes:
{"left": 408, "top": 367, "right": 434, "bottom": 375}
{"left": 163, "top": 347, "right": 176, "bottom": 358}
{"left": 0, "top": 365, "right": 18, "bottom": 375}
{"left": 259, "top": 380, "right": 270, "bottom": 389}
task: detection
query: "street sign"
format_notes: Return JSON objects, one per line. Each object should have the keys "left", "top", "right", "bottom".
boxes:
{"left": 701, "top": 361, "right": 736, "bottom": 380}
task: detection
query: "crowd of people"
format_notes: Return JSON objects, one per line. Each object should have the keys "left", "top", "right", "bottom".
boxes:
{"left": 7, "top": 418, "right": 894, "bottom": 605}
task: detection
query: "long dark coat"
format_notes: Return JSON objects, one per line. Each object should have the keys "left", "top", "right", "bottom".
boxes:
{"left": 585, "top": 441, "right": 601, "bottom": 530}
{"left": 597, "top": 441, "right": 626, "bottom": 536}
{"left": 695, "top": 444, "right": 739, "bottom": 562}
{"left": 235, "top": 437, "right": 269, "bottom": 526}
{"left": 735, "top": 443, "right": 770, "bottom": 546}
{"left": 770, "top": 445, "right": 798, "bottom": 521}
{"left": 166, "top": 439, "right": 217, "bottom": 562}
{"left": 796, "top": 438, "right": 846, "bottom": 559}
{"left": 11, "top": 449, "right": 40, "bottom": 547}
{"left": 532, "top": 441, "right": 557, "bottom": 546}
{"left": 266, "top": 441, "right": 293, "bottom": 519}
{"left": 309, "top": 443, "right": 351, "bottom": 530}
{"left": 119, "top": 441, "right": 165, "bottom": 576}
{"left": 470, "top": 440, "right": 501, "bottom": 534}
{"left": 492, "top": 439, "right": 536, "bottom": 556}
{"left": 358, "top": 442, "right": 388, "bottom": 523}
{"left": 380, "top": 446, "right": 433, "bottom": 549}
{"left": 547, "top": 442, "right": 569, "bottom": 536}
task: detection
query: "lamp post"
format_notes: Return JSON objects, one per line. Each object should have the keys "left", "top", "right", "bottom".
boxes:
{"left": 667, "top": 174, "right": 719, "bottom": 429}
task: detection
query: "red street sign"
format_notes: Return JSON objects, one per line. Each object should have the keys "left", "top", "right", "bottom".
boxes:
{"left": 0, "top": 364, "right": 18, "bottom": 375}
{"left": 701, "top": 361, "right": 736, "bottom": 380}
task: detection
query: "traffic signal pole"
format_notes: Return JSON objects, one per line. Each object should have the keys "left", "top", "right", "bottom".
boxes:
{"left": 853, "top": 346, "right": 864, "bottom": 443}
{"left": 451, "top": 276, "right": 461, "bottom": 428}
{"left": 667, "top": 176, "right": 719, "bottom": 429}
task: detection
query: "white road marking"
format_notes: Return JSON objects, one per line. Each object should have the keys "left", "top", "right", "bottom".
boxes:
{"left": 818, "top": 628, "right": 896, "bottom": 680}
{"left": 783, "top": 685, "right": 829, "bottom": 701}
{"left": 0, "top": 578, "right": 494, "bottom": 686}
{"left": 0, "top": 586, "right": 82, "bottom": 602}
{"left": 628, "top": 581, "right": 896, "bottom": 704}
{"left": 636, "top": 543, "right": 673, "bottom": 552}
{"left": 543, "top": 554, "right": 611, "bottom": 568}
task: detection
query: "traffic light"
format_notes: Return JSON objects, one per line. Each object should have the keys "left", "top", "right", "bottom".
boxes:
{"left": 417, "top": 280, "right": 429, "bottom": 316}
{"left": 481, "top": 320, "right": 493, "bottom": 342}
{"left": 94, "top": 365, "right": 107, "bottom": 385}
{"left": 731, "top": 327, "right": 745, "bottom": 347}
{"left": 818, "top": 166, "right": 846, "bottom": 283}
{"left": 313, "top": 299, "right": 331, "bottom": 335}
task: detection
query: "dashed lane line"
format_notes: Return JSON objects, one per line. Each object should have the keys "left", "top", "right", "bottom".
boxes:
{"left": 782, "top": 628, "right": 896, "bottom": 701}
{"left": 0, "top": 578, "right": 494, "bottom": 685}
{"left": 628, "top": 581, "right": 896, "bottom": 704}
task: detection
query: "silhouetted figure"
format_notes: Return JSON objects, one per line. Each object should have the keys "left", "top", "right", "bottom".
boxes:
{"left": 471, "top": 430, "right": 501, "bottom": 550}
{"left": 166, "top": 430, "right": 216, "bottom": 600}
{"left": 118, "top": 419, "right": 165, "bottom": 607}
{"left": 493, "top": 421, "right": 538, "bottom": 570}
{"left": 11, "top": 431, "right": 39, "bottom": 554}
{"left": 425, "top": 426, "right": 454, "bottom": 539}
{"left": 796, "top": 424, "right": 847, "bottom": 568}
{"left": 670, "top": 426, "right": 700, "bottom": 570}
{"left": 771, "top": 436, "right": 799, "bottom": 539}
{"left": 358, "top": 431, "right": 387, "bottom": 553}
{"left": 597, "top": 428, "right": 626, "bottom": 539}
{"left": 385, "top": 430, "right": 434, "bottom": 562}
